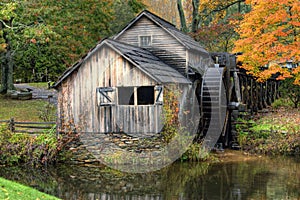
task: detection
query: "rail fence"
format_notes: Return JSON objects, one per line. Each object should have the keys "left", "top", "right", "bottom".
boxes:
{"left": 0, "top": 118, "right": 55, "bottom": 134}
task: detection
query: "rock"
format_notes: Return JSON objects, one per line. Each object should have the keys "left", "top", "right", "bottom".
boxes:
{"left": 118, "top": 143, "right": 126, "bottom": 147}
{"left": 18, "top": 92, "right": 33, "bottom": 100}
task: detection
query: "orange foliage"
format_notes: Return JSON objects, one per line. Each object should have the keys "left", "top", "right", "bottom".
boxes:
{"left": 30, "top": 38, "right": 37, "bottom": 44}
{"left": 293, "top": 66, "right": 300, "bottom": 85}
{"left": 0, "top": 43, "right": 7, "bottom": 52}
{"left": 234, "top": 0, "right": 300, "bottom": 85}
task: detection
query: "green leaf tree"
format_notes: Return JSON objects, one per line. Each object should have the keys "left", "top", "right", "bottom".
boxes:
{"left": 0, "top": 2, "right": 17, "bottom": 93}
{"left": 1, "top": 0, "right": 144, "bottom": 90}
{"left": 0, "top": 1, "right": 61, "bottom": 91}
{"left": 279, "top": 78, "right": 300, "bottom": 108}
{"left": 110, "top": 0, "right": 146, "bottom": 34}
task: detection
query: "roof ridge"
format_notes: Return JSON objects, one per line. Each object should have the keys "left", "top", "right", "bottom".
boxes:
{"left": 141, "top": 10, "right": 176, "bottom": 28}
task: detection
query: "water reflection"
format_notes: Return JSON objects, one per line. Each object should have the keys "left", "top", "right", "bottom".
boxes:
{"left": 0, "top": 155, "right": 300, "bottom": 200}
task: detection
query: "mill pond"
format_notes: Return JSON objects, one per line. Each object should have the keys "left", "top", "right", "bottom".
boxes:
{"left": 0, "top": 152, "right": 299, "bottom": 200}
{"left": 1, "top": 5, "right": 299, "bottom": 200}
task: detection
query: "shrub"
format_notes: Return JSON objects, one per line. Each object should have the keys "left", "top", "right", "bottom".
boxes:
{"left": 161, "top": 87, "right": 212, "bottom": 162}
{"left": 236, "top": 112, "right": 300, "bottom": 156}
{"left": 0, "top": 125, "right": 70, "bottom": 166}
{"left": 279, "top": 78, "right": 300, "bottom": 108}
{"left": 180, "top": 143, "right": 213, "bottom": 162}
{"left": 271, "top": 98, "right": 293, "bottom": 109}
{"left": 0, "top": 126, "right": 58, "bottom": 165}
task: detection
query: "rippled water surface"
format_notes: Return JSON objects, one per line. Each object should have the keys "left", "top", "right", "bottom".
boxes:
{"left": 0, "top": 153, "right": 300, "bottom": 200}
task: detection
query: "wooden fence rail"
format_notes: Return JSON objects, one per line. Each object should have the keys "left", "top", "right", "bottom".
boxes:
{"left": 0, "top": 118, "right": 55, "bottom": 133}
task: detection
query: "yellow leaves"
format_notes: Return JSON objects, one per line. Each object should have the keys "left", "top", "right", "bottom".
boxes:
{"left": 140, "top": 0, "right": 179, "bottom": 26}
{"left": 0, "top": 2, "right": 17, "bottom": 21}
{"left": 293, "top": 66, "right": 300, "bottom": 85}
{"left": 294, "top": 77, "right": 300, "bottom": 85}
{"left": 253, "top": 64, "right": 292, "bottom": 82}
{"left": 293, "top": 66, "right": 300, "bottom": 75}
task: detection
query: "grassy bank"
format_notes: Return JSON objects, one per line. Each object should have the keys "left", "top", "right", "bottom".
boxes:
{"left": 0, "top": 95, "right": 47, "bottom": 121}
{"left": 237, "top": 100, "right": 300, "bottom": 156}
{"left": 0, "top": 82, "right": 56, "bottom": 122}
{"left": 0, "top": 95, "right": 55, "bottom": 122}
{"left": 0, "top": 177, "right": 60, "bottom": 200}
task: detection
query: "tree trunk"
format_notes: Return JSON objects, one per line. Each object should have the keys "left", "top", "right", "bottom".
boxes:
{"left": 177, "top": 0, "right": 188, "bottom": 32}
{"left": 7, "top": 49, "right": 15, "bottom": 91}
{"left": 0, "top": 20, "right": 15, "bottom": 94}
{"left": 0, "top": 58, "right": 8, "bottom": 93}
{"left": 0, "top": 51, "right": 15, "bottom": 94}
{"left": 191, "top": 0, "right": 200, "bottom": 32}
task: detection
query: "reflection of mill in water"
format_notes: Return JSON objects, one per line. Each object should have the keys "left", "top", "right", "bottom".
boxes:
{"left": 0, "top": 158, "right": 297, "bottom": 200}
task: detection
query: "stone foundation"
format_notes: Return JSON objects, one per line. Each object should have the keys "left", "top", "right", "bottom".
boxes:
{"left": 63, "top": 132, "right": 165, "bottom": 164}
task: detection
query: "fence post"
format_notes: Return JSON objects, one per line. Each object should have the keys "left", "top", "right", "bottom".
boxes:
{"left": 9, "top": 118, "right": 15, "bottom": 132}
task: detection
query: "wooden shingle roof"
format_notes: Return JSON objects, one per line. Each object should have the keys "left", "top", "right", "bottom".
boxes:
{"left": 106, "top": 39, "right": 190, "bottom": 84}
{"left": 53, "top": 39, "right": 190, "bottom": 88}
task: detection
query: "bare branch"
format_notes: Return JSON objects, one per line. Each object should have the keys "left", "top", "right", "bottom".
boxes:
{"left": 211, "top": 0, "right": 245, "bottom": 13}
{"left": 0, "top": 20, "right": 12, "bottom": 29}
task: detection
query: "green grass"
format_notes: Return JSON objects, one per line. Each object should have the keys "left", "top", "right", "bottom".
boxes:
{"left": 0, "top": 177, "right": 60, "bottom": 200}
{"left": 254, "top": 108, "right": 300, "bottom": 134}
{"left": 250, "top": 121, "right": 289, "bottom": 133}
{"left": 0, "top": 95, "right": 51, "bottom": 121}
{"left": 27, "top": 82, "right": 54, "bottom": 90}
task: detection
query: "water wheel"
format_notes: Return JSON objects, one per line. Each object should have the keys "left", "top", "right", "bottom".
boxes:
{"left": 201, "top": 67, "right": 227, "bottom": 150}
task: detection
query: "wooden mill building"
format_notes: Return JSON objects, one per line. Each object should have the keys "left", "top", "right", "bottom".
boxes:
{"left": 54, "top": 10, "right": 215, "bottom": 135}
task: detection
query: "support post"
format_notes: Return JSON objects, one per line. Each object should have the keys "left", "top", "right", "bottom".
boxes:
{"left": 9, "top": 118, "right": 15, "bottom": 132}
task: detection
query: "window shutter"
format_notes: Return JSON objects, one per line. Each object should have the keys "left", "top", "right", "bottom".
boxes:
{"left": 154, "top": 85, "right": 163, "bottom": 105}
{"left": 96, "top": 87, "right": 115, "bottom": 106}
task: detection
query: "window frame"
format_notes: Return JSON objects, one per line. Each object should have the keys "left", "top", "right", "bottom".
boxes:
{"left": 139, "top": 35, "right": 152, "bottom": 47}
{"left": 117, "top": 86, "right": 157, "bottom": 105}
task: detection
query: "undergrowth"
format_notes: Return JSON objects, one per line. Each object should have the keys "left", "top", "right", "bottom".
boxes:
{"left": 161, "top": 86, "right": 214, "bottom": 162}
{"left": 0, "top": 124, "right": 77, "bottom": 166}
{"left": 237, "top": 102, "right": 300, "bottom": 156}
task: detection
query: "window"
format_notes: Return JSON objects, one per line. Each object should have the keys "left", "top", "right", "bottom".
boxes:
{"left": 118, "top": 86, "right": 155, "bottom": 105}
{"left": 118, "top": 87, "right": 134, "bottom": 105}
{"left": 139, "top": 36, "right": 152, "bottom": 47}
{"left": 137, "top": 86, "right": 154, "bottom": 105}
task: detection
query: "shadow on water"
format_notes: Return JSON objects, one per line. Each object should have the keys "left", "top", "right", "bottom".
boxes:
{"left": 0, "top": 155, "right": 300, "bottom": 199}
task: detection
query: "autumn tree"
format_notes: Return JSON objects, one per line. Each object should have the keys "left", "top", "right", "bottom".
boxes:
{"left": 190, "top": 15, "right": 241, "bottom": 52}
{"left": 177, "top": 0, "right": 246, "bottom": 32}
{"left": 173, "top": 0, "right": 248, "bottom": 52}
{"left": 140, "top": 0, "right": 179, "bottom": 26}
{"left": 234, "top": 0, "right": 300, "bottom": 85}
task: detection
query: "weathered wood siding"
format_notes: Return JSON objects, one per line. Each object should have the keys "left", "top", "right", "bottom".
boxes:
{"left": 188, "top": 50, "right": 212, "bottom": 75}
{"left": 57, "top": 44, "right": 164, "bottom": 134}
{"left": 116, "top": 17, "right": 188, "bottom": 75}
{"left": 116, "top": 105, "right": 163, "bottom": 135}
